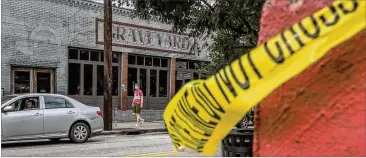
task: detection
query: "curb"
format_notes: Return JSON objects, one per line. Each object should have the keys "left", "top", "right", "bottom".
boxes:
{"left": 97, "top": 128, "right": 167, "bottom": 136}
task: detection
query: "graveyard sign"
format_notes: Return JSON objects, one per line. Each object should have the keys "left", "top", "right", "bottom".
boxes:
{"left": 96, "top": 18, "right": 197, "bottom": 55}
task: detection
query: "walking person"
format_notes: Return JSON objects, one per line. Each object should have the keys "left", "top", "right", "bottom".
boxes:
{"left": 132, "top": 83, "right": 145, "bottom": 127}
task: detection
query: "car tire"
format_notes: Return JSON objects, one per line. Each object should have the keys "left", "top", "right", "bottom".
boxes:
{"left": 69, "top": 122, "right": 90, "bottom": 143}
{"left": 236, "top": 116, "right": 249, "bottom": 129}
{"left": 49, "top": 138, "right": 61, "bottom": 142}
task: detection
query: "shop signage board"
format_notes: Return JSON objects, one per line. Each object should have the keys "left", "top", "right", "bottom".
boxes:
{"left": 96, "top": 18, "right": 197, "bottom": 55}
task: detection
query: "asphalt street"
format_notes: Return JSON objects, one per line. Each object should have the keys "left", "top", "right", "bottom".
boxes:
{"left": 1, "top": 133, "right": 222, "bottom": 157}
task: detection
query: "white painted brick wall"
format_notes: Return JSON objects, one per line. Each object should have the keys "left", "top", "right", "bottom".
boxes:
{"left": 1, "top": 0, "right": 209, "bottom": 95}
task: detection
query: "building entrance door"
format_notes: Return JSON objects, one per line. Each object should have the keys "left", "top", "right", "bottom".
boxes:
{"left": 127, "top": 55, "right": 170, "bottom": 110}
{"left": 11, "top": 67, "right": 55, "bottom": 94}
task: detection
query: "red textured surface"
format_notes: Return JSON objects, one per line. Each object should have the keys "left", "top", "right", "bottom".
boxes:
{"left": 254, "top": 0, "right": 366, "bottom": 156}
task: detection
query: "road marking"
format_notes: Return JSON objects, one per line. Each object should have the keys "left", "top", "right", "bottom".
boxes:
{"left": 125, "top": 147, "right": 222, "bottom": 157}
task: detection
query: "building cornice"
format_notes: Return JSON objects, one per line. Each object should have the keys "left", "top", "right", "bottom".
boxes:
{"left": 43, "top": 0, "right": 162, "bottom": 23}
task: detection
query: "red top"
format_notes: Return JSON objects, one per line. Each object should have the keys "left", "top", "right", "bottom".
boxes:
{"left": 133, "top": 89, "right": 143, "bottom": 104}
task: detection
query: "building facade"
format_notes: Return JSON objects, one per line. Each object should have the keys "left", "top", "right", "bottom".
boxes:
{"left": 1, "top": 0, "right": 209, "bottom": 121}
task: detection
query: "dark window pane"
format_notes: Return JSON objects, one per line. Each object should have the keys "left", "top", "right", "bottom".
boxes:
{"left": 44, "top": 97, "right": 67, "bottom": 109}
{"left": 80, "top": 50, "right": 89, "bottom": 60}
{"left": 112, "top": 52, "right": 119, "bottom": 63}
{"left": 137, "top": 56, "right": 144, "bottom": 65}
{"left": 175, "top": 80, "right": 183, "bottom": 94}
{"left": 161, "top": 59, "right": 168, "bottom": 67}
{"left": 145, "top": 57, "right": 152, "bottom": 66}
{"left": 69, "top": 49, "right": 78, "bottom": 59}
{"left": 97, "top": 65, "right": 104, "bottom": 96}
{"left": 150, "top": 69, "right": 157, "bottom": 97}
{"left": 189, "top": 61, "right": 196, "bottom": 69}
{"left": 100, "top": 52, "right": 104, "bottom": 62}
{"left": 193, "top": 72, "right": 199, "bottom": 79}
{"left": 14, "top": 71, "right": 30, "bottom": 93}
{"left": 90, "top": 51, "right": 99, "bottom": 61}
{"left": 185, "top": 79, "right": 191, "bottom": 83}
{"left": 68, "top": 63, "right": 80, "bottom": 95}
{"left": 84, "top": 64, "right": 93, "bottom": 95}
{"left": 128, "top": 55, "right": 136, "bottom": 65}
{"left": 37, "top": 72, "right": 51, "bottom": 93}
{"left": 153, "top": 58, "right": 160, "bottom": 67}
{"left": 128, "top": 67, "right": 137, "bottom": 96}
{"left": 159, "top": 70, "right": 168, "bottom": 97}
{"left": 112, "top": 66, "right": 118, "bottom": 96}
{"left": 139, "top": 69, "right": 147, "bottom": 96}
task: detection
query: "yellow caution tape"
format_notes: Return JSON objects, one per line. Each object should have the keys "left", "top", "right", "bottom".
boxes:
{"left": 163, "top": 0, "right": 366, "bottom": 156}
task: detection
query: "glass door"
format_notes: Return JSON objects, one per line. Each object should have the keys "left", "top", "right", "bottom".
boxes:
{"left": 35, "top": 69, "right": 54, "bottom": 93}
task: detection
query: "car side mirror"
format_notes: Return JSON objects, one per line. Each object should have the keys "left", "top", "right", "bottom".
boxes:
{"left": 3, "top": 106, "right": 13, "bottom": 113}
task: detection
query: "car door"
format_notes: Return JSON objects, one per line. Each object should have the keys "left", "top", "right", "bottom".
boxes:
{"left": 42, "top": 96, "right": 78, "bottom": 136}
{"left": 1, "top": 96, "right": 44, "bottom": 140}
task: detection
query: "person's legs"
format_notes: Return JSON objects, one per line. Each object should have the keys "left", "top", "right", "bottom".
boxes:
{"left": 136, "top": 104, "right": 145, "bottom": 126}
{"left": 132, "top": 105, "right": 139, "bottom": 127}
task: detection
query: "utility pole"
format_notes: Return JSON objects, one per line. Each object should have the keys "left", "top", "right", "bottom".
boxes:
{"left": 103, "top": 0, "right": 113, "bottom": 131}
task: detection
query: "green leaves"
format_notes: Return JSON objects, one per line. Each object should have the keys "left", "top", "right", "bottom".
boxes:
{"left": 129, "top": 0, "right": 264, "bottom": 75}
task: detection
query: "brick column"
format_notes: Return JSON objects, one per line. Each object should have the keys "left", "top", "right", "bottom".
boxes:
{"left": 170, "top": 58, "right": 176, "bottom": 99}
{"left": 121, "top": 53, "right": 128, "bottom": 111}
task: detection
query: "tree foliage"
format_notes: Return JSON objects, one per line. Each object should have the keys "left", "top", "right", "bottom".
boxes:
{"left": 114, "top": 0, "right": 265, "bottom": 76}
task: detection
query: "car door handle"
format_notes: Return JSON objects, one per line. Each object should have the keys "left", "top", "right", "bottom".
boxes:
{"left": 34, "top": 113, "right": 42, "bottom": 116}
{"left": 68, "top": 111, "right": 75, "bottom": 114}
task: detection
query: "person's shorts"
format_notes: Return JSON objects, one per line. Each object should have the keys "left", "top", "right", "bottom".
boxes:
{"left": 132, "top": 104, "right": 141, "bottom": 114}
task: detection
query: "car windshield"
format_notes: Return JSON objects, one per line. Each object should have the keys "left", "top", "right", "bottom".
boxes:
{"left": 1, "top": 95, "right": 17, "bottom": 104}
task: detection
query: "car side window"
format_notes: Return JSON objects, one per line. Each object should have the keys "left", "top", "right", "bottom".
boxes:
{"left": 3, "top": 97, "right": 40, "bottom": 112}
{"left": 44, "top": 96, "right": 71, "bottom": 109}
{"left": 19, "top": 97, "right": 40, "bottom": 111}
{"left": 66, "top": 100, "right": 75, "bottom": 108}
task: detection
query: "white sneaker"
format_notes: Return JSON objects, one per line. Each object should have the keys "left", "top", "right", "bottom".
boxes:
{"left": 139, "top": 119, "right": 145, "bottom": 126}
{"left": 135, "top": 124, "right": 140, "bottom": 127}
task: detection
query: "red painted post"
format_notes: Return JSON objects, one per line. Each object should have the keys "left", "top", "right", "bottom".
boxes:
{"left": 254, "top": 0, "right": 366, "bottom": 156}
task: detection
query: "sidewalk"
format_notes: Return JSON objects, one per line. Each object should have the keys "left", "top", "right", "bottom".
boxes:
{"left": 99, "top": 121, "right": 167, "bottom": 135}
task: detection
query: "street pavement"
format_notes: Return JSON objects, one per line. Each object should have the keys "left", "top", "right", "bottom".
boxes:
{"left": 101, "top": 121, "right": 167, "bottom": 135}
{"left": 1, "top": 133, "right": 222, "bottom": 157}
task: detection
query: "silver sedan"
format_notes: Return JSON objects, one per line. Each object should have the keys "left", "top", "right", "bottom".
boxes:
{"left": 1, "top": 93, "right": 104, "bottom": 143}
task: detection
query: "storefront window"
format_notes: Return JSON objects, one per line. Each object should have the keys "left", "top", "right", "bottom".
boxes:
{"left": 100, "top": 52, "right": 104, "bottom": 62}
{"left": 14, "top": 71, "right": 30, "bottom": 94}
{"left": 159, "top": 70, "right": 168, "bottom": 97}
{"left": 153, "top": 58, "right": 160, "bottom": 67}
{"left": 90, "top": 51, "right": 99, "bottom": 61}
{"left": 150, "top": 69, "right": 157, "bottom": 97}
{"left": 84, "top": 64, "right": 93, "bottom": 95}
{"left": 128, "top": 55, "right": 136, "bottom": 65}
{"left": 128, "top": 67, "right": 137, "bottom": 96}
{"left": 80, "top": 50, "right": 89, "bottom": 61}
{"left": 97, "top": 65, "right": 104, "bottom": 96}
{"left": 69, "top": 49, "right": 78, "bottom": 59}
{"left": 112, "top": 52, "right": 119, "bottom": 63}
{"left": 161, "top": 58, "right": 168, "bottom": 67}
{"left": 175, "top": 80, "right": 183, "bottom": 94}
{"left": 37, "top": 72, "right": 51, "bottom": 93}
{"left": 145, "top": 57, "right": 152, "bottom": 66}
{"left": 139, "top": 69, "right": 147, "bottom": 96}
{"left": 137, "top": 56, "right": 144, "bottom": 65}
{"left": 193, "top": 72, "right": 199, "bottom": 79}
{"left": 112, "top": 66, "right": 118, "bottom": 96}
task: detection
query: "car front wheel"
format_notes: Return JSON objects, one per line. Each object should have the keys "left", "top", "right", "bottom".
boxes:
{"left": 69, "top": 122, "right": 90, "bottom": 143}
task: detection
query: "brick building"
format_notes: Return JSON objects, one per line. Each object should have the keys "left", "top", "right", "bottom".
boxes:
{"left": 1, "top": 0, "right": 209, "bottom": 121}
